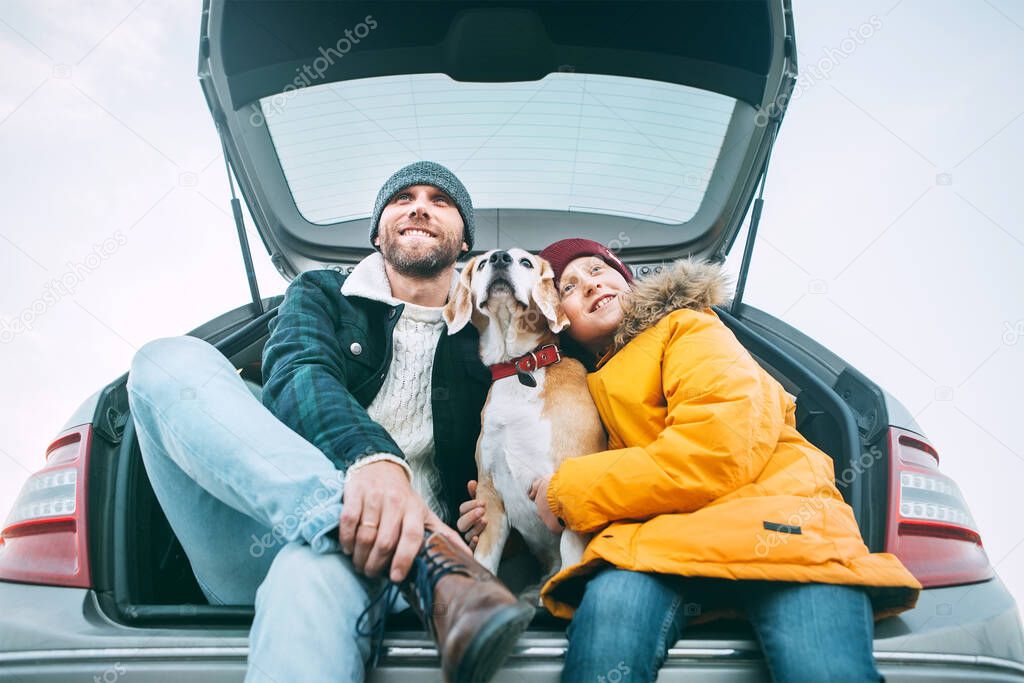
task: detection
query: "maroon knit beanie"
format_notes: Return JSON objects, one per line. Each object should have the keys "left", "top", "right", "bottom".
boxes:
{"left": 537, "top": 238, "right": 634, "bottom": 288}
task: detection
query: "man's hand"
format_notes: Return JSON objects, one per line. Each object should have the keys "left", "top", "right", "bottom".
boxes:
{"left": 528, "top": 475, "right": 563, "bottom": 534}
{"left": 339, "top": 460, "right": 428, "bottom": 582}
{"left": 457, "top": 480, "right": 488, "bottom": 550}
{"left": 424, "top": 509, "right": 475, "bottom": 557}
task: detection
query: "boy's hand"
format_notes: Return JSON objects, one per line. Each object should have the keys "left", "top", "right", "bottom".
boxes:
{"left": 457, "top": 479, "right": 488, "bottom": 550}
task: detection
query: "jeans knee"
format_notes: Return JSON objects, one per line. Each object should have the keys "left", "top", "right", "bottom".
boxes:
{"left": 565, "top": 569, "right": 686, "bottom": 681}
{"left": 575, "top": 569, "right": 661, "bottom": 625}
{"left": 256, "top": 542, "right": 370, "bottom": 621}
{"left": 128, "top": 336, "right": 223, "bottom": 404}
{"left": 570, "top": 570, "right": 667, "bottom": 652}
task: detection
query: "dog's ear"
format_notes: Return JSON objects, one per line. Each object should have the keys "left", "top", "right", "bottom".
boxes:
{"left": 443, "top": 256, "right": 477, "bottom": 334}
{"left": 532, "top": 257, "right": 570, "bottom": 334}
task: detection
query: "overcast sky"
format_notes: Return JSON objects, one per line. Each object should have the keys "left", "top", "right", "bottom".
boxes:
{"left": 1, "top": 0, "right": 1022, "bottom": 620}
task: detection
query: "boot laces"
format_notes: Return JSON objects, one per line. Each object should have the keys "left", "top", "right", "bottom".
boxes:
{"left": 355, "top": 580, "right": 401, "bottom": 669}
{"left": 355, "top": 533, "right": 471, "bottom": 668}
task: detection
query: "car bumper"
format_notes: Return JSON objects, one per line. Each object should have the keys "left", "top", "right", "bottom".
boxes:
{"left": 2, "top": 641, "right": 1024, "bottom": 682}
{"left": 2, "top": 578, "right": 1022, "bottom": 681}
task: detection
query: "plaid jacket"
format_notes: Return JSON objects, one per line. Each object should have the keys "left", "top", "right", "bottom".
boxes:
{"left": 260, "top": 268, "right": 490, "bottom": 525}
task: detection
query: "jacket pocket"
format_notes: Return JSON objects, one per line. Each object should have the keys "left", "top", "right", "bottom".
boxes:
{"left": 762, "top": 521, "right": 802, "bottom": 535}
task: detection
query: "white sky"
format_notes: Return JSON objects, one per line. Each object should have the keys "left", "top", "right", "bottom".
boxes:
{"left": 1, "top": 0, "right": 1022, "bottom": 621}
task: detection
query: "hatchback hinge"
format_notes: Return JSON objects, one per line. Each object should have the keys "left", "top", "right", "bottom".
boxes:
{"left": 218, "top": 129, "right": 264, "bottom": 316}
{"left": 94, "top": 383, "right": 131, "bottom": 445}
{"left": 730, "top": 120, "right": 781, "bottom": 316}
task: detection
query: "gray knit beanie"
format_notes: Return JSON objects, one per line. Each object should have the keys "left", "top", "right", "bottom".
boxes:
{"left": 369, "top": 161, "right": 475, "bottom": 251}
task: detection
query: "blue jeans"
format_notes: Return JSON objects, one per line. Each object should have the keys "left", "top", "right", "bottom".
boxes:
{"left": 126, "top": 336, "right": 408, "bottom": 682}
{"left": 564, "top": 568, "right": 882, "bottom": 683}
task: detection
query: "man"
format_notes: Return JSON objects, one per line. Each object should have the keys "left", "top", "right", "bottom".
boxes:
{"left": 126, "top": 161, "right": 532, "bottom": 682}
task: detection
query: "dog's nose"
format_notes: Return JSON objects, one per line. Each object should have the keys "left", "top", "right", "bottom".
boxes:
{"left": 489, "top": 251, "right": 513, "bottom": 268}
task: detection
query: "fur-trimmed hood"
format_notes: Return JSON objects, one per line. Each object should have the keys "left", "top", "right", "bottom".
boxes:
{"left": 611, "top": 257, "right": 733, "bottom": 352}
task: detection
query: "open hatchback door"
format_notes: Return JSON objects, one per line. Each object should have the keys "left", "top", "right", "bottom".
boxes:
{"left": 199, "top": 0, "right": 797, "bottom": 283}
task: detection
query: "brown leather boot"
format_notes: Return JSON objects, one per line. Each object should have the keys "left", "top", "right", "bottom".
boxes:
{"left": 400, "top": 530, "right": 534, "bottom": 682}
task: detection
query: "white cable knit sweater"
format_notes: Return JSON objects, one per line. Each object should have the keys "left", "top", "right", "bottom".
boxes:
{"left": 340, "top": 253, "right": 458, "bottom": 521}
{"left": 366, "top": 302, "right": 447, "bottom": 519}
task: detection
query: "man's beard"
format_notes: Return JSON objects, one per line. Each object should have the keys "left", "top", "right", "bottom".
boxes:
{"left": 378, "top": 227, "right": 463, "bottom": 279}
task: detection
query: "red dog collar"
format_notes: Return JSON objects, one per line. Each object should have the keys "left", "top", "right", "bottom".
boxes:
{"left": 489, "top": 344, "right": 562, "bottom": 386}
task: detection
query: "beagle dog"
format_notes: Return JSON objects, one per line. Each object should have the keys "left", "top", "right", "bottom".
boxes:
{"left": 443, "top": 248, "right": 607, "bottom": 603}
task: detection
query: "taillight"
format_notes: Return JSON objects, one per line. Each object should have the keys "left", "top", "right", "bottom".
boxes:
{"left": 0, "top": 425, "right": 92, "bottom": 588}
{"left": 885, "top": 426, "right": 991, "bottom": 587}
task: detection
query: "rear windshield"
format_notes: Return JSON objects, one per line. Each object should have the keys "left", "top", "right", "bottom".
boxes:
{"left": 260, "top": 73, "right": 735, "bottom": 226}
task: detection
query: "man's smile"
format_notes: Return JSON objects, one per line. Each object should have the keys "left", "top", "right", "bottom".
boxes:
{"left": 399, "top": 225, "right": 436, "bottom": 239}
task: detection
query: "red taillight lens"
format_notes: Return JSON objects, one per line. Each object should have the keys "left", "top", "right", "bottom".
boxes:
{"left": 0, "top": 425, "right": 92, "bottom": 588}
{"left": 885, "top": 426, "right": 991, "bottom": 587}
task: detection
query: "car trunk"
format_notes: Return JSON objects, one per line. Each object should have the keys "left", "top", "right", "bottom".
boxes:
{"left": 92, "top": 299, "right": 878, "bottom": 644}
{"left": 199, "top": 0, "right": 797, "bottom": 278}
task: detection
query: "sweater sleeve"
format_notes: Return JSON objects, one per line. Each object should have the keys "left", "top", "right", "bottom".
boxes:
{"left": 261, "top": 270, "right": 405, "bottom": 473}
{"left": 547, "top": 309, "right": 785, "bottom": 533}
{"left": 347, "top": 453, "right": 413, "bottom": 483}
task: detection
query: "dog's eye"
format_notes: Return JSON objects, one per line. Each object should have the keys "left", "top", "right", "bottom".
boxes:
{"left": 476, "top": 259, "right": 487, "bottom": 271}
{"left": 519, "top": 258, "right": 534, "bottom": 269}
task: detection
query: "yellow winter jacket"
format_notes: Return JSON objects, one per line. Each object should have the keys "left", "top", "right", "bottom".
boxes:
{"left": 541, "top": 258, "right": 921, "bottom": 621}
